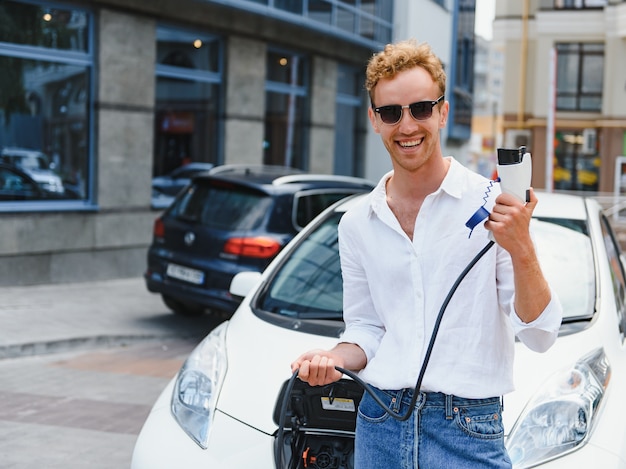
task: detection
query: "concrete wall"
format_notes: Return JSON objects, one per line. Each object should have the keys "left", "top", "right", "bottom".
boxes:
{"left": 224, "top": 37, "right": 266, "bottom": 166}
{"left": 309, "top": 56, "right": 337, "bottom": 174}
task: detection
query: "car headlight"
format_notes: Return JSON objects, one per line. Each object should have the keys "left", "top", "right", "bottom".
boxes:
{"left": 506, "top": 347, "right": 611, "bottom": 468}
{"left": 171, "top": 321, "right": 228, "bottom": 449}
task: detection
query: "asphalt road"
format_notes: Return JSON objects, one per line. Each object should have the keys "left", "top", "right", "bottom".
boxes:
{"left": 0, "top": 277, "right": 225, "bottom": 469}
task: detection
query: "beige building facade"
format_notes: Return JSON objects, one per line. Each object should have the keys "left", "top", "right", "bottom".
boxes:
{"left": 493, "top": 0, "right": 626, "bottom": 193}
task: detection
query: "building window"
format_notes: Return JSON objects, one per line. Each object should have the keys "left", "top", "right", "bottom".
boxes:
{"left": 556, "top": 43, "right": 604, "bottom": 112}
{"left": 264, "top": 48, "right": 309, "bottom": 168}
{"left": 275, "top": 0, "right": 303, "bottom": 14}
{"left": 154, "top": 26, "right": 223, "bottom": 178}
{"left": 553, "top": 130, "right": 599, "bottom": 191}
{"left": 447, "top": 0, "right": 475, "bottom": 140}
{"left": 0, "top": 0, "right": 93, "bottom": 207}
{"left": 334, "top": 64, "right": 367, "bottom": 177}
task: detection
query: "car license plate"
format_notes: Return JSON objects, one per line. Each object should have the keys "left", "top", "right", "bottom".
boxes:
{"left": 166, "top": 263, "right": 204, "bottom": 285}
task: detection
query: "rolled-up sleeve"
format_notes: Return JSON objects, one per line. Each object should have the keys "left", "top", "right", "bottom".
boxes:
{"left": 509, "top": 288, "right": 563, "bottom": 352}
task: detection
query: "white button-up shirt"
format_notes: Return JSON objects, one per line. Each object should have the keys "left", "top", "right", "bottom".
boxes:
{"left": 338, "top": 157, "right": 562, "bottom": 398}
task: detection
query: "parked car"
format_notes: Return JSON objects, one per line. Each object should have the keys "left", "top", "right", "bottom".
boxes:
{"left": 0, "top": 147, "right": 65, "bottom": 195}
{"left": 132, "top": 190, "right": 626, "bottom": 468}
{"left": 144, "top": 164, "right": 375, "bottom": 316}
{"left": 151, "top": 162, "right": 215, "bottom": 209}
{"left": 0, "top": 163, "right": 55, "bottom": 201}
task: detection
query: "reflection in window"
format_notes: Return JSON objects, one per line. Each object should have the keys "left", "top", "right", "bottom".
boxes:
{"left": 0, "top": 1, "right": 88, "bottom": 51}
{"left": 556, "top": 43, "right": 604, "bottom": 112}
{"left": 154, "top": 26, "right": 223, "bottom": 181}
{"left": 264, "top": 49, "right": 309, "bottom": 168}
{"left": 0, "top": 1, "right": 92, "bottom": 204}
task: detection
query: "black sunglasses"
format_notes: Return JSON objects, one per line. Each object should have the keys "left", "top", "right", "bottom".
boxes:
{"left": 374, "top": 95, "right": 445, "bottom": 125}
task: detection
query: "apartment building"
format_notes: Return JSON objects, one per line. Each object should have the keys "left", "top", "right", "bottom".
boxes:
{"left": 494, "top": 0, "right": 626, "bottom": 193}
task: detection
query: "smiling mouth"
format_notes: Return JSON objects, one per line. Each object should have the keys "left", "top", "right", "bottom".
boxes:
{"left": 399, "top": 137, "right": 423, "bottom": 148}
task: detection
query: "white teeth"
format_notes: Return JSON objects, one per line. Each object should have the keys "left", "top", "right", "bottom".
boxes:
{"left": 399, "top": 138, "right": 422, "bottom": 148}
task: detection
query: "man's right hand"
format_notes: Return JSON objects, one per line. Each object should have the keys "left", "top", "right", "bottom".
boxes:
{"left": 291, "top": 350, "right": 344, "bottom": 386}
{"left": 291, "top": 343, "right": 367, "bottom": 386}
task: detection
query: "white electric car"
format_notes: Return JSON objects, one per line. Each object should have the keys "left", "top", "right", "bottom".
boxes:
{"left": 132, "top": 191, "right": 626, "bottom": 469}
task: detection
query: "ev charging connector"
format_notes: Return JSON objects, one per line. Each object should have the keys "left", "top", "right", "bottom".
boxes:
{"left": 465, "top": 146, "right": 532, "bottom": 236}
{"left": 496, "top": 146, "right": 532, "bottom": 204}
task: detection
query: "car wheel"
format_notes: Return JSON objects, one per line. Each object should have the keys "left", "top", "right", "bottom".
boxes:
{"left": 161, "top": 295, "right": 205, "bottom": 316}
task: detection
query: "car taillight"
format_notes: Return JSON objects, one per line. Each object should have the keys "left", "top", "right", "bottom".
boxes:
{"left": 153, "top": 218, "right": 165, "bottom": 240}
{"left": 223, "top": 237, "right": 282, "bottom": 258}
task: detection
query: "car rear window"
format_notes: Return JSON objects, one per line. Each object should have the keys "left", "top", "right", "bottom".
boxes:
{"left": 171, "top": 182, "right": 273, "bottom": 230}
{"left": 294, "top": 192, "right": 362, "bottom": 229}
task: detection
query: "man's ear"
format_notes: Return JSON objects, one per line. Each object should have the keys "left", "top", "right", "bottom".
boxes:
{"left": 368, "top": 107, "right": 381, "bottom": 134}
{"left": 438, "top": 100, "right": 449, "bottom": 129}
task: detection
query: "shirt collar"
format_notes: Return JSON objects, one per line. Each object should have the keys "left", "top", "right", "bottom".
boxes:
{"left": 368, "top": 157, "right": 463, "bottom": 217}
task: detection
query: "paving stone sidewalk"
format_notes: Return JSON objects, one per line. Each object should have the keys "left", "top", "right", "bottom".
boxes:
{"left": 0, "top": 277, "right": 218, "bottom": 358}
{"left": 0, "top": 277, "right": 224, "bottom": 468}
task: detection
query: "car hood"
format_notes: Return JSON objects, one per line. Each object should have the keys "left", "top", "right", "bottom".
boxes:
{"left": 216, "top": 307, "right": 614, "bottom": 439}
{"left": 217, "top": 310, "right": 339, "bottom": 435}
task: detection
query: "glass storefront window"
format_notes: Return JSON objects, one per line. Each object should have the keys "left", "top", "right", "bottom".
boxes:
{"left": 553, "top": 131, "right": 600, "bottom": 192}
{"left": 0, "top": 1, "right": 92, "bottom": 206}
{"left": 334, "top": 64, "right": 367, "bottom": 177}
{"left": 264, "top": 49, "right": 309, "bottom": 168}
{"left": 154, "top": 26, "right": 223, "bottom": 181}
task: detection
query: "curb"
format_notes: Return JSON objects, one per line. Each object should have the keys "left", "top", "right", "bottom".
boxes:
{"left": 0, "top": 333, "right": 201, "bottom": 360}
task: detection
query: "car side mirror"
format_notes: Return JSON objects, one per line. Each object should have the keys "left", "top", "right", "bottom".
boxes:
{"left": 229, "top": 271, "right": 262, "bottom": 299}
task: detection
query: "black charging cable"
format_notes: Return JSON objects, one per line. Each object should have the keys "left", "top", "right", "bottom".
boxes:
{"left": 275, "top": 240, "right": 496, "bottom": 468}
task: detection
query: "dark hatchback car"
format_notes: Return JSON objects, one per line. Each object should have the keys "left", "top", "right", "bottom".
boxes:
{"left": 144, "top": 165, "right": 375, "bottom": 316}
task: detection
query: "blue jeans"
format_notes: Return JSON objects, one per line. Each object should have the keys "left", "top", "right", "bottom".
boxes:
{"left": 354, "top": 387, "right": 512, "bottom": 469}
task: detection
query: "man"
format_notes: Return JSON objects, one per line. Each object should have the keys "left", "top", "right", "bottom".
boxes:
{"left": 291, "top": 39, "right": 562, "bottom": 468}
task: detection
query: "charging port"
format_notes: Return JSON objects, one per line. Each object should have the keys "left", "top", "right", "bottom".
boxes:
{"left": 273, "top": 379, "right": 363, "bottom": 469}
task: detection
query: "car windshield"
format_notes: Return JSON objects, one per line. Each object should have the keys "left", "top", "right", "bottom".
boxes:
{"left": 170, "top": 182, "right": 273, "bottom": 230}
{"left": 260, "top": 212, "right": 343, "bottom": 318}
{"left": 258, "top": 212, "right": 595, "bottom": 325}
